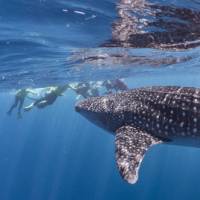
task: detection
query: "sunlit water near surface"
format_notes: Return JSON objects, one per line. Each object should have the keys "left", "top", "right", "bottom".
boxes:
{"left": 1, "top": 0, "right": 200, "bottom": 199}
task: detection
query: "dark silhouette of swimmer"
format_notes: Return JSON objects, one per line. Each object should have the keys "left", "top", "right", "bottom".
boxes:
{"left": 89, "top": 87, "right": 100, "bottom": 97}
{"left": 24, "top": 85, "right": 68, "bottom": 111}
{"left": 74, "top": 83, "right": 91, "bottom": 98}
{"left": 69, "top": 82, "right": 99, "bottom": 99}
{"left": 7, "top": 88, "right": 36, "bottom": 118}
{"left": 103, "top": 79, "right": 128, "bottom": 94}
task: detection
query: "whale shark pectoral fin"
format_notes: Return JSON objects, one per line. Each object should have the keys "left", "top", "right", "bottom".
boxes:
{"left": 115, "top": 126, "right": 163, "bottom": 184}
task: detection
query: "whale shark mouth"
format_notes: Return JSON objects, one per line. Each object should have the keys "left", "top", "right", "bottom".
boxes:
{"left": 75, "top": 103, "right": 83, "bottom": 113}
{"left": 75, "top": 98, "right": 122, "bottom": 133}
{"left": 75, "top": 100, "right": 107, "bottom": 129}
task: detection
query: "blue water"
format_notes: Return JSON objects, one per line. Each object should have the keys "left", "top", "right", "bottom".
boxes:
{"left": 1, "top": 0, "right": 200, "bottom": 199}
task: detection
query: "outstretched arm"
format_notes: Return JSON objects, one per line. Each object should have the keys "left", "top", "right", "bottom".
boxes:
{"left": 26, "top": 96, "right": 39, "bottom": 101}
{"left": 26, "top": 89, "right": 38, "bottom": 95}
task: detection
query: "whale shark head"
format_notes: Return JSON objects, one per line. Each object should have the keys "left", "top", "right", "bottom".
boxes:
{"left": 75, "top": 95, "right": 123, "bottom": 132}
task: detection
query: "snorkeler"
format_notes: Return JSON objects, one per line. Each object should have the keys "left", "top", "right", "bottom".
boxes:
{"left": 86, "top": 81, "right": 100, "bottom": 97}
{"left": 69, "top": 82, "right": 100, "bottom": 99}
{"left": 69, "top": 82, "right": 92, "bottom": 98}
{"left": 112, "top": 79, "right": 128, "bottom": 91}
{"left": 7, "top": 88, "right": 37, "bottom": 118}
{"left": 24, "top": 85, "right": 69, "bottom": 111}
{"left": 88, "top": 86, "right": 100, "bottom": 97}
{"left": 102, "top": 79, "right": 128, "bottom": 94}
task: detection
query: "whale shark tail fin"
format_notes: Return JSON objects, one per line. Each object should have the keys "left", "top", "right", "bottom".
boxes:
{"left": 115, "top": 126, "right": 164, "bottom": 184}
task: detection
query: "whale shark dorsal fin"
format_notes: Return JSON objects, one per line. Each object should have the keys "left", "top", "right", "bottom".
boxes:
{"left": 115, "top": 126, "right": 163, "bottom": 184}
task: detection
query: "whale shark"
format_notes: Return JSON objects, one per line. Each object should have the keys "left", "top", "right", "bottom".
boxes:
{"left": 75, "top": 86, "right": 200, "bottom": 184}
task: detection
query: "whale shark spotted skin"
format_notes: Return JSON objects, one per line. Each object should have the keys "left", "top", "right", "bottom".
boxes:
{"left": 75, "top": 86, "right": 200, "bottom": 184}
